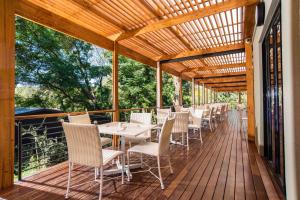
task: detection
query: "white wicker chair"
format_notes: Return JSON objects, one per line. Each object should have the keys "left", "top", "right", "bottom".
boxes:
{"left": 156, "top": 108, "right": 171, "bottom": 125}
{"left": 188, "top": 109, "right": 204, "bottom": 143}
{"left": 170, "top": 112, "right": 189, "bottom": 150}
{"left": 202, "top": 107, "right": 215, "bottom": 132}
{"left": 68, "top": 113, "right": 112, "bottom": 146}
{"left": 62, "top": 122, "right": 124, "bottom": 200}
{"left": 127, "top": 117, "right": 175, "bottom": 189}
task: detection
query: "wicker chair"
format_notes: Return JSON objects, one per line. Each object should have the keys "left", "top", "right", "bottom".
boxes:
{"left": 127, "top": 117, "right": 175, "bottom": 189}
{"left": 188, "top": 109, "right": 204, "bottom": 143}
{"left": 170, "top": 112, "right": 189, "bottom": 150}
{"left": 156, "top": 108, "right": 171, "bottom": 125}
{"left": 62, "top": 122, "right": 124, "bottom": 200}
{"left": 202, "top": 107, "right": 215, "bottom": 132}
{"left": 68, "top": 113, "right": 112, "bottom": 146}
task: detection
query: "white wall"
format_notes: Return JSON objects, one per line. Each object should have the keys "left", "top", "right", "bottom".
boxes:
{"left": 281, "top": 0, "right": 300, "bottom": 199}
{"left": 252, "top": 0, "right": 273, "bottom": 154}
{"left": 253, "top": 0, "right": 300, "bottom": 199}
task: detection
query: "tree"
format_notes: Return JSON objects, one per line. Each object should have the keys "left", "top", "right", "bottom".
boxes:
{"left": 15, "top": 17, "right": 111, "bottom": 111}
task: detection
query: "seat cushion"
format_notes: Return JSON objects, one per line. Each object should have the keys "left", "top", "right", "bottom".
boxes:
{"left": 101, "top": 137, "right": 112, "bottom": 146}
{"left": 127, "top": 142, "right": 159, "bottom": 156}
{"left": 102, "top": 149, "right": 123, "bottom": 165}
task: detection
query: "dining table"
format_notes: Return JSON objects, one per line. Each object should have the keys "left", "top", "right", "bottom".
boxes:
{"left": 98, "top": 122, "right": 156, "bottom": 177}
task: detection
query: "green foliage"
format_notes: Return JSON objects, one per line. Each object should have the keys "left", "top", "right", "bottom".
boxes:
{"left": 162, "top": 72, "right": 175, "bottom": 106}
{"left": 182, "top": 80, "right": 191, "bottom": 106}
{"left": 16, "top": 17, "right": 111, "bottom": 111}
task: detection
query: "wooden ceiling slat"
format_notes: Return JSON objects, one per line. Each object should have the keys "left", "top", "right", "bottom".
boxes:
{"left": 109, "top": 0, "right": 259, "bottom": 41}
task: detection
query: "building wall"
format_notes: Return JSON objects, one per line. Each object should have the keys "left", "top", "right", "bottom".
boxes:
{"left": 252, "top": 0, "right": 273, "bottom": 154}
{"left": 253, "top": 0, "right": 300, "bottom": 199}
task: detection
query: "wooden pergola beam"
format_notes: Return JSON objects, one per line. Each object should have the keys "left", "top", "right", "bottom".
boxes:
{"left": 161, "top": 47, "right": 245, "bottom": 64}
{"left": 214, "top": 88, "right": 247, "bottom": 92}
{"left": 197, "top": 76, "right": 247, "bottom": 84}
{"left": 182, "top": 62, "right": 246, "bottom": 73}
{"left": 195, "top": 72, "right": 246, "bottom": 78}
{"left": 110, "top": 0, "right": 259, "bottom": 41}
{"left": 157, "top": 43, "right": 245, "bottom": 62}
{"left": 205, "top": 82, "right": 247, "bottom": 87}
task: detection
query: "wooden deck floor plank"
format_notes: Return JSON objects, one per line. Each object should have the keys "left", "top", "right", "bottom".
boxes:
{"left": 179, "top": 126, "right": 228, "bottom": 200}
{"left": 200, "top": 118, "right": 235, "bottom": 200}
{"left": 189, "top": 122, "right": 232, "bottom": 200}
{"left": 235, "top": 120, "right": 246, "bottom": 200}
{"left": 212, "top": 115, "right": 236, "bottom": 200}
{"left": 167, "top": 131, "right": 223, "bottom": 200}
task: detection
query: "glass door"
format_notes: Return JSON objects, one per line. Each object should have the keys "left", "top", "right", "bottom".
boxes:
{"left": 262, "top": 5, "right": 285, "bottom": 192}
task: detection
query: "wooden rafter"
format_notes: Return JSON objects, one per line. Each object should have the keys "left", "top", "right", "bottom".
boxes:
{"left": 109, "top": 0, "right": 259, "bottom": 41}
{"left": 182, "top": 62, "right": 246, "bottom": 73}
{"left": 197, "top": 76, "right": 247, "bottom": 84}
{"left": 156, "top": 43, "right": 245, "bottom": 62}
{"left": 205, "top": 82, "right": 247, "bottom": 87}
{"left": 194, "top": 72, "right": 246, "bottom": 78}
{"left": 160, "top": 47, "right": 245, "bottom": 64}
{"left": 214, "top": 87, "right": 247, "bottom": 92}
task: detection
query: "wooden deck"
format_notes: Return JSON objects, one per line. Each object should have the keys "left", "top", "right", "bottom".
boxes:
{"left": 0, "top": 111, "right": 283, "bottom": 200}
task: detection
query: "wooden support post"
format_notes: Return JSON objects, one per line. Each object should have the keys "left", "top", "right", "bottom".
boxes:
{"left": 238, "top": 92, "right": 242, "bottom": 104}
{"left": 112, "top": 42, "right": 119, "bottom": 147}
{"left": 205, "top": 87, "right": 208, "bottom": 104}
{"left": 198, "top": 84, "right": 201, "bottom": 105}
{"left": 0, "top": 0, "right": 15, "bottom": 190}
{"left": 156, "top": 62, "right": 162, "bottom": 108}
{"left": 179, "top": 77, "right": 183, "bottom": 106}
{"left": 245, "top": 40, "right": 255, "bottom": 141}
{"left": 202, "top": 84, "right": 205, "bottom": 104}
{"left": 192, "top": 78, "right": 195, "bottom": 107}
{"left": 112, "top": 42, "right": 119, "bottom": 122}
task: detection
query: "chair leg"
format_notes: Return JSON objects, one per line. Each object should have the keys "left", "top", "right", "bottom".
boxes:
{"left": 186, "top": 132, "right": 189, "bottom": 151}
{"left": 121, "top": 154, "right": 125, "bottom": 184}
{"left": 181, "top": 132, "right": 184, "bottom": 145}
{"left": 140, "top": 153, "right": 143, "bottom": 168}
{"left": 65, "top": 162, "right": 72, "bottom": 199}
{"left": 157, "top": 156, "right": 164, "bottom": 189}
{"left": 209, "top": 120, "right": 213, "bottom": 132}
{"left": 199, "top": 128, "right": 203, "bottom": 143}
{"left": 127, "top": 151, "right": 131, "bottom": 182}
{"left": 99, "top": 166, "right": 103, "bottom": 200}
{"left": 168, "top": 155, "right": 173, "bottom": 174}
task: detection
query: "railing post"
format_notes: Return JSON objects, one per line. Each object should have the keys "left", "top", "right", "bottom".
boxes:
{"left": 17, "top": 122, "right": 22, "bottom": 181}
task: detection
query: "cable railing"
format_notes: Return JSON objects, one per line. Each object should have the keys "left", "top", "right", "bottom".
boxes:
{"left": 14, "top": 106, "right": 165, "bottom": 181}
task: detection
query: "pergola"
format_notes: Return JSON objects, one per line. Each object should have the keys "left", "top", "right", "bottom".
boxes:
{"left": 0, "top": 0, "right": 258, "bottom": 189}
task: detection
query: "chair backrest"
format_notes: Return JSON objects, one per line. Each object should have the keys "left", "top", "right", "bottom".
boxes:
{"left": 174, "top": 105, "right": 181, "bottom": 112}
{"left": 191, "top": 110, "right": 204, "bottom": 128}
{"left": 62, "top": 122, "right": 102, "bottom": 167}
{"left": 157, "top": 108, "right": 171, "bottom": 125}
{"left": 130, "top": 112, "right": 152, "bottom": 125}
{"left": 171, "top": 112, "right": 189, "bottom": 133}
{"left": 68, "top": 113, "right": 91, "bottom": 124}
{"left": 208, "top": 107, "right": 215, "bottom": 118}
{"left": 158, "top": 117, "right": 175, "bottom": 155}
